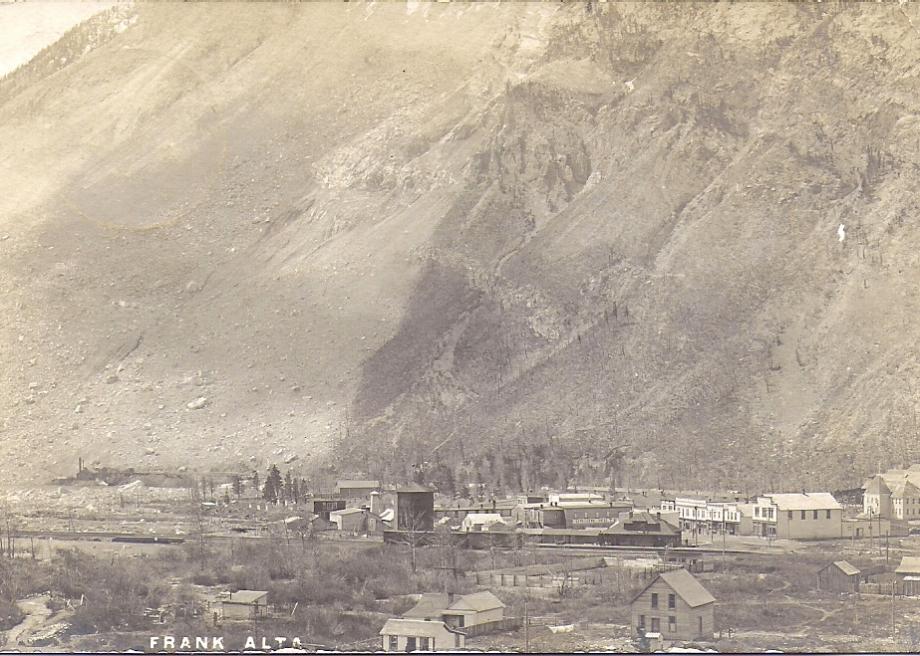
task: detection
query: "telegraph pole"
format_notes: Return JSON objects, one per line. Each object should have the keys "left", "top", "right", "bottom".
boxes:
{"left": 891, "top": 580, "right": 896, "bottom": 637}
{"left": 523, "top": 594, "right": 529, "bottom": 652}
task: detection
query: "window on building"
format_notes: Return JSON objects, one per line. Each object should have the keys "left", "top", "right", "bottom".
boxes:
{"left": 639, "top": 614, "right": 646, "bottom": 629}
{"left": 388, "top": 636, "right": 398, "bottom": 651}
{"left": 813, "top": 510, "right": 818, "bottom": 520}
{"left": 826, "top": 509, "right": 831, "bottom": 519}
{"left": 668, "top": 616, "right": 677, "bottom": 632}
{"left": 668, "top": 594, "right": 676, "bottom": 609}
{"left": 651, "top": 617, "right": 661, "bottom": 632}
{"left": 800, "top": 510, "right": 806, "bottom": 520}
{"left": 651, "top": 593, "right": 659, "bottom": 609}
{"left": 788, "top": 510, "right": 793, "bottom": 520}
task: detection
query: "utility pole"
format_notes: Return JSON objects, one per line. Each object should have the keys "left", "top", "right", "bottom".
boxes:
{"left": 891, "top": 580, "right": 896, "bottom": 637}
{"left": 879, "top": 512, "right": 883, "bottom": 555}
{"left": 523, "top": 594, "right": 529, "bottom": 652}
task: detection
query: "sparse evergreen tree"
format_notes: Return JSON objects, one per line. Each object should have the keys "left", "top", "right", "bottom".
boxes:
{"left": 232, "top": 475, "right": 243, "bottom": 499}
{"left": 284, "top": 470, "right": 294, "bottom": 503}
{"left": 262, "top": 465, "right": 283, "bottom": 504}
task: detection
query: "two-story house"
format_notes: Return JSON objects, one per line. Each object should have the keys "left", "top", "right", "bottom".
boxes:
{"left": 630, "top": 569, "right": 715, "bottom": 641}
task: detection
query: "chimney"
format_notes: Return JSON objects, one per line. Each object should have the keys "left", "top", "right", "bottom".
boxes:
{"left": 370, "top": 491, "right": 381, "bottom": 515}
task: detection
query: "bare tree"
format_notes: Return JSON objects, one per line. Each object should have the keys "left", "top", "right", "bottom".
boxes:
{"left": 401, "top": 509, "right": 433, "bottom": 574}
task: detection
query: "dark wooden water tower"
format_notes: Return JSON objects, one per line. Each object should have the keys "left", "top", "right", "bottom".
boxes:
{"left": 396, "top": 483, "right": 435, "bottom": 531}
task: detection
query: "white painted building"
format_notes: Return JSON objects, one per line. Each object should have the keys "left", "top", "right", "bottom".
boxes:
{"left": 460, "top": 513, "right": 507, "bottom": 532}
{"left": 752, "top": 493, "right": 843, "bottom": 539}
{"left": 661, "top": 498, "right": 742, "bottom": 534}
{"left": 379, "top": 618, "right": 465, "bottom": 652}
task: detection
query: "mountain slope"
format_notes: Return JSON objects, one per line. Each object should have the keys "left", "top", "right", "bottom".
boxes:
{"left": 2, "top": 2, "right": 919, "bottom": 491}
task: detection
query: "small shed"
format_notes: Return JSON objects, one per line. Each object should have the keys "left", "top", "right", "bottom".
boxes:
{"left": 329, "top": 507, "right": 366, "bottom": 533}
{"left": 896, "top": 556, "right": 920, "bottom": 579}
{"left": 219, "top": 590, "right": 269, "bottom": 621}
{"left": 817, "top": 560, "right": 860, "bottom": 593}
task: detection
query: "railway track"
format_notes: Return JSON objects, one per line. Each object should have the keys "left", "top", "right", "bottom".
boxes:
{"left": 532, "top": 542, "right": 779, "bottom": 557}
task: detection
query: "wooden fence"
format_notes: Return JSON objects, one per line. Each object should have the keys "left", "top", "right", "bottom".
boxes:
{"left": 461, "top": 617, "right": 523, "bottom": 636}
{"left": 473, "top": 560, "right": 683, "bottom": 589}
{"left": 860, "top": 579, "right": 920, "bottom": 597}
{"left": 473, "top": 570, "right": 606, "bottom": 588}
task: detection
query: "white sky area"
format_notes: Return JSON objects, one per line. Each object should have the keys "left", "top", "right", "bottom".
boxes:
{"left": 0, "top": 1, "right": 115, "bottom": 78}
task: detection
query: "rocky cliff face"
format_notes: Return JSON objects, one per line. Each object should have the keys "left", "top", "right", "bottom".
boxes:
{"left": 2, "top": 2, "right": 919, "bottom": 490}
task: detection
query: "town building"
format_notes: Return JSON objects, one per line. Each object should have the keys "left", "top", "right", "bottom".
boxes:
{"left": 442, "top": 591, "right": 505, "bottom": 629}
{"left": 379, "top": 618, "right": 465, "bottom": 652}
{"left": 513, "top": 503, "right": 565, "bottom": 528}
{"left": 404, "top": 591, "right": 505, "bottom": 630}
{"left": 404, "top": 593, "right": 452, "bottom": 621}
{"left": 736, "top": 503, "right": 756, "bottom": 535}
{"left": 515, "top": 492, "right": 548, "bottom": 505}
{"left": 841, "top": 514, "right": 908, "bottom": 539}
{"left": 460, "top": 513, "right": 507, "bottom": 532}
{"left": 661, "top": 498, "right": 743, "bottom": 534}
{"left": 891, "top": 480, "right": 920, "bottom": 520}
{"left": 548, "top": 492, "right": 606, "bottom": 504}
{"left": 864, "top": 474, "right": 920, "bottom": 521}
{"left": 434, "top": 500, "right": 516, "bottom": 524}
{"left": 630, "top": 569, "right": 715, "bottom": 641}
{"left": 335, "top": 479, "right": 380, "bottom": 501}
{"left": 329, "top": 507, "right": 372, "bottom": 533}
{"left": 513, "top": 499, "right": 633, "bottom": 529}
{"left": 864, "top": 466, "right": 920, "bottom": 519}
{"left": 217, "top": 590, "right": 269, "bottom": 621}
{"left": 864, "top": 475, "right": 893, "bottom": 518}
{"left": 310, "top": 497, "right": 346, "bottom": 521}
{"left": 752, "top": 493, "right": 843, "bottom": 539}
{"left": 816, "top": 561, "right": 860, "bottom": 593}
{"left": 599, "top": 511, "right": 682, "bottom": 547}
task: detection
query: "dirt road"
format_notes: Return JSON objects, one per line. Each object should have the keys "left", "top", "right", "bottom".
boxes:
{"left": 2, "top": 594, "right": 52, "bottom": 650}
